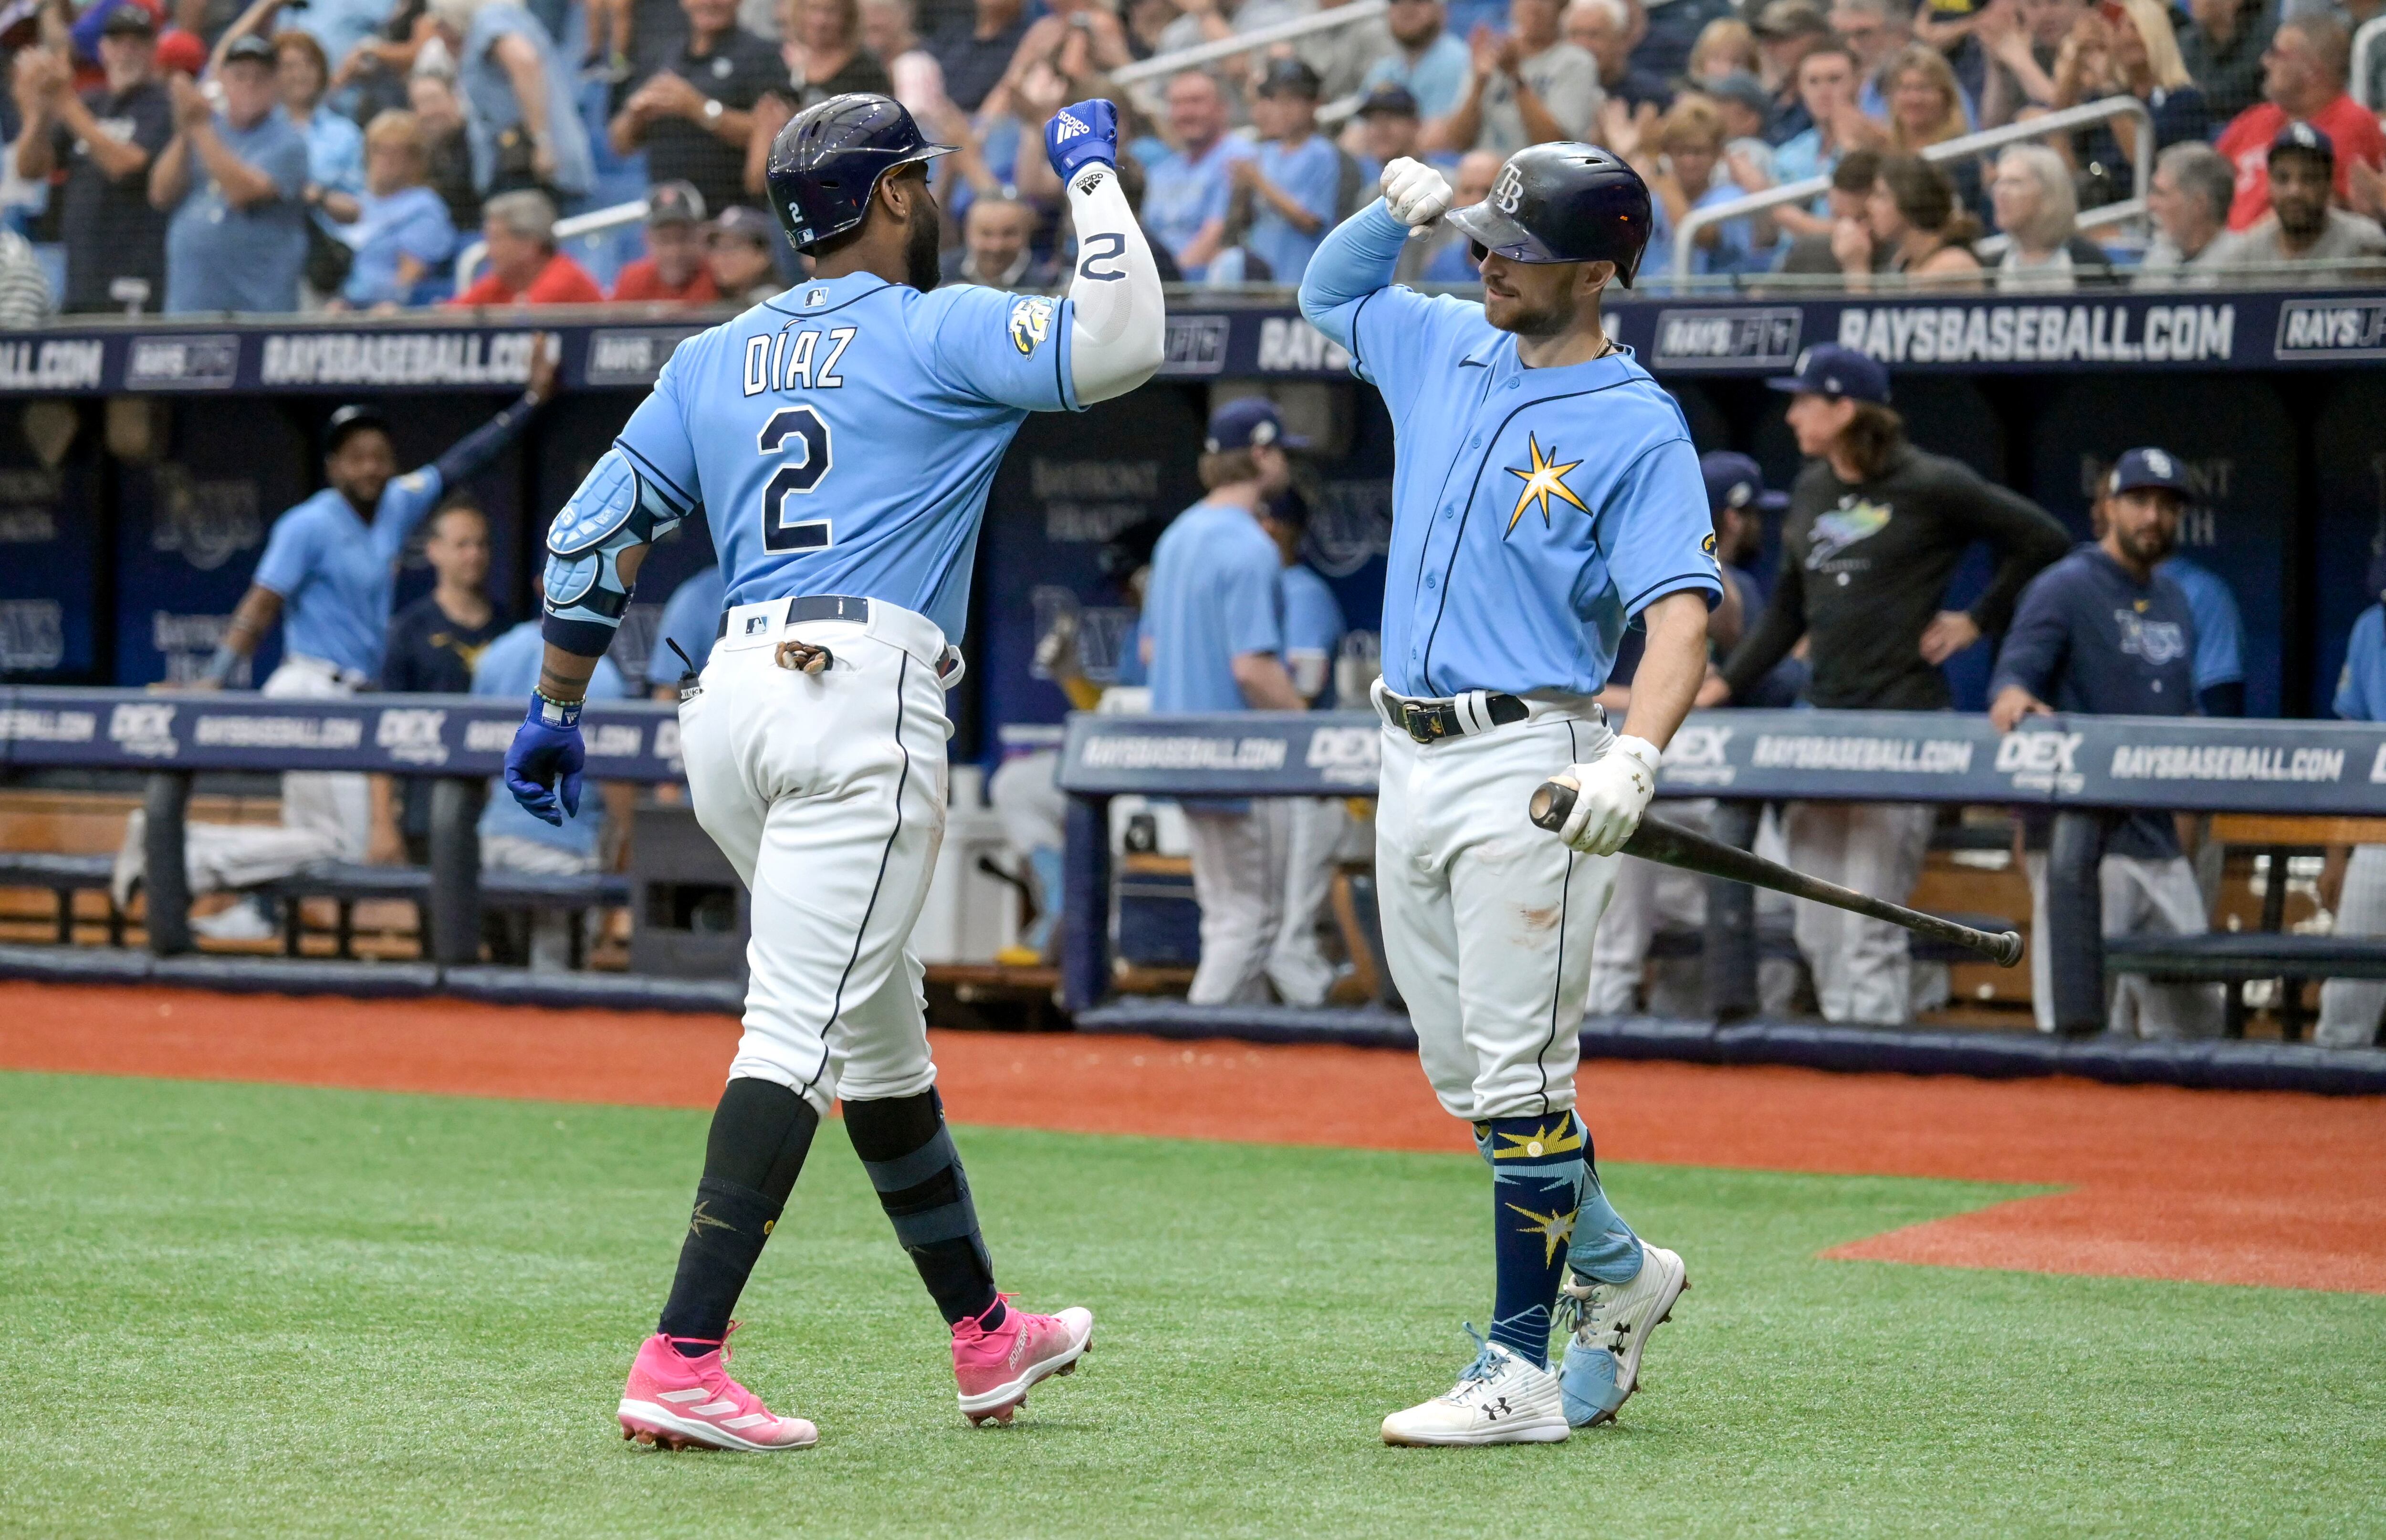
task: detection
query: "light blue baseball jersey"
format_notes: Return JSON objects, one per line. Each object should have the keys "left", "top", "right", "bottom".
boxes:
{"left": 475, "top": 621, "right": 628, "bottom": 857}
{"left": 1146, "top": 499, "right": 1285, "bottom": 713}
{"left": 603, "top": 273, "right": 1077, "bottom": 644}
{"left": 2157, "top": 555, "right": 2245, "bottom": 692}
{"left": 1280, "top": 561, "right": 1346, "bottom": 707}
{"left": 251, "top": 468, "right": 445, "bottom": 679}
{"left": 1245, "top": 134, "right": 1343, "bottom": 286}
{"left": 1300, "top": 203, "right": 1722, "bottom": 699}
{"left": 645, "top": 564, "right": 727, "bottom": 687}
{"left": 2337, "top": 604, "right": 2385, "bottom": 721}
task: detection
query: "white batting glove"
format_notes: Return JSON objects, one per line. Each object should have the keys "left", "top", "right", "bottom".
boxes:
{"left": 1553, "top": 735, "right": 1663, "bottom": 857}
{"left": 1381, "top": 156, "right": 1454, "bottom": 235}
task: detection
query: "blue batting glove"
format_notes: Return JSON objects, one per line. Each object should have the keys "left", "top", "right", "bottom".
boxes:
{"left": 503, "top": 692, "right": 585, "bottom": 827}
{"left": 1046, "top": 99, "right": 1118, "bottom": 182}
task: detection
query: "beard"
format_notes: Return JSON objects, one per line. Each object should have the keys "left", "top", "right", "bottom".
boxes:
{"left": 905, "top": 193, "right": 943, "bottom": 292}
{"left": 2120, "top": 523, "right": 2176, "bottom": 566}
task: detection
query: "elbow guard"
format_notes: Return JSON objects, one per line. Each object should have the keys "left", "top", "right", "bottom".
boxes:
{"left": 541, "top": 448, "right": 690, "bottom": 655}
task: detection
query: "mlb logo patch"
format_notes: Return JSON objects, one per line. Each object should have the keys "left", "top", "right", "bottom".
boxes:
{"left": 745, "top": 616, "right": 772, "bottom": 636}
{"left": 806, "top": 288, "right": 827, "bottom": 306}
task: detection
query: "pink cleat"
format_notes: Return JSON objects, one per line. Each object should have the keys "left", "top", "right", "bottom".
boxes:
{"left": 952, "top": 1295, "right": 1094, "bottom": 1426}
{"left": 617, "top": 1324, "right": 819, "bottom": 1451}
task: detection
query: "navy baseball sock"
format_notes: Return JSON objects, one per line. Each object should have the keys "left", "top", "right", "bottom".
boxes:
{"left": 1477, "top": 1114, "right": 1587, "bottom": 1369}
{"left": 657, "top": 1077, "right": 820, "bottom": 1354}
{"left": 844, "top": 1090, "right": 1005, "bottom": 1331}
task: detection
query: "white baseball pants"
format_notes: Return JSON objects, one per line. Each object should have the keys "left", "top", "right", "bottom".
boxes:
{"left": 2318, "top": 845, "right": 2386, "bottom": 1048}
{"left": 2024, "top": 849, "right": 2225, "bottom": 1039}
{"left": 1375, "top": 699, "right": 1620, "bottom": 1122}
{"left": 1267, "top": 796, "right": 1348, "bottom": 1007}
{"left": 679, "top": 597, "right": 952, "bottom": 1115}
{"left": 1783, "top": 800, "right": 1936, "bottom": 1025}
{"left": 1183, "top": 800, "right": 1290, "bottom": 1005}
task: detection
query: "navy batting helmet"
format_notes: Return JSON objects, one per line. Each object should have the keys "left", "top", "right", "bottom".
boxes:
{"left": 1445, "top": 142, "right": 1654, "bottom": 287}
{"left": 766, "top": 93, "right": 954, "bottom": 253}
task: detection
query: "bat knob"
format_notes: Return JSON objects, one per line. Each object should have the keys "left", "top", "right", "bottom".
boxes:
{"left": 1992, "top": 930, "right": 2026, "bottom": 968}
{"left": 1529, "top": 779, "right": 1576, "bottom": 832}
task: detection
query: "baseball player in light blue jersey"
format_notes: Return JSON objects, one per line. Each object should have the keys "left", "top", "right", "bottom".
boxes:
{"left": 1271, "top": 499, "right": 1351, "bottom": 1006}
{"left": 2156, "top": 555, "right": 2246, "bottom": 716}
{"left": 1301, "top": 144, "right": 1716, "bottom": 1444}
{"left": 502, "top": 93, "right": 1164, "bottom": 1451}
{"left": 2320, "top": 560, "right": 2386, "bottom": 1047}
{"left": 643, "top": 563, "right": 726, "bottom": 700}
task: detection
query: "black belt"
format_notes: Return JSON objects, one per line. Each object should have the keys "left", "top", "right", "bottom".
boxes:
{"left": 716, "top": 595, "right": 870, "bottom": 638}
{"left": 1379, "top": 690, "right": 1530, "bottom": 744}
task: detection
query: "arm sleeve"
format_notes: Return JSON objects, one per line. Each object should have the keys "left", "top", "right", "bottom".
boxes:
{"left": 1941, "top": 463, "right": 2072, "bottom": 636}
{"left": 1719, "top": 545, "right": 1807, "bottom": 702}
{"left": 1298, "top": 200, "right": 1478, "bottom": 414}
{"left": 1059, "top": 163, "right": 1165, "bottom": 406}
{"left": 429, "top": 391, "right": 539, "bottom": 492}
{"left": 251, "top": 512, "right": 317, "bottom": 599}
{"left": 1594, "top": 436, "right": 1725, "bottom": 621}
{"left": 1297, "top": 200, "right": 1406, "bottom": 361}
{"left": 1985, "top": 570, "right": 2070, "bottom": 701}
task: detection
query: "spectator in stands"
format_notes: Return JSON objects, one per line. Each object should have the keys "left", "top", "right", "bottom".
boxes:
{"left": 925, "top": 0, "right": 1026, "bottom": 114}
{"left": 744, "top": 0, "right": 895, "bottom": 190}
{"left": 150, "top": 35, "right": 309, "bottom": 314}
{"left": 1774, "top": 144, "right": 1878, "bottom": 272}
{"left": 1707, "top": 345, "right": 2069, "bottom": 1024}
{"left": 430, "top": 0, "right": 595, "bottom": 203}
{"left": 1568, "top": 0, "right": 1671, "bottom": 114}
{"left": 1155, "top": 0, "right": 1320, "bottom": 64}
{"left": 1748, "top": 0, "right": 1828, "bottom": 144}
{"left": 645, "top": 562, "right": 726, "bottom": 701}
{"left": 610, "top": 0, "right": 780, "bottom": 217}
{"left": 2177, "top": 0, "right": 2275, "bottom": 127}
{"left": 1264, "top": 497, "right": 1348, "bottom": 1008}
{"left": 408, "top": 68, "right": 484, "bottom": 233}
{"left": 2214, "top": 17, "right": 2384, "bottom": 231}
{"left": 1395, "top": 144, "right": 1500, "bottom": 280}
{"left": 473, "top": 602, "right": 636, "bottom": 971}
{"left": 1706, "top": 69, "right": 1779, "bottom": 173}
{"left": 1875, "top": 43, "right": 1980, "bottom": 212}
{"left": 372, "top": 500, "right": 505, "bottom": 865}
{"left": 1224, "top": 58, "right": 1346, "bottom": 284}
{"left": 1137, "top": 70, "right": 1252, "bottom": 280}
{"left": 1685, "top": 14, "right": 1759, "bottom": 84}
{"left": 2318, "top": 558, "right": 2386, "bottom": 1048}
{"left": 2206, "top": 123, "right": 2386, "bottom": 269}
{"left": 331, "top": 108, "right": 459, "bottom": 309}
{"left": 1976, "top": 0, "right": 2080, "bottom": 129}
{"left": 262, "top": 32, "right": 366, "bottom": 222}
{"left": 1359, "top": 0, "right": 1475, "bottom": 121}
{"left": 861, "top": 0, "right": 948, "bottom": 120}
{"left": 1990, "top": 141, "right": 2110, "bottom": 289}
{"left": 1144, "top": 397, "right": 1308, "bottom": 1006}
{"left": 1426, "top": 0, "right": 1602, "bottom": 156}
{"left": 610, "top": 180, "right": 719, "bottom": 301}
{"left": 1769, "top": 39, "right": 1864, "bottom": 240}
{"left": 2141, "top": 140, "right": 2235, "bottom": 276}
{"left": 223, "top": 0, "right": 389, "bottom": 91}
{"left": 1634, "top": 0, "right": 1734, "bottom": 83}
{"left": 706, "top": 202, "right": 784, "bottom": 302}
{"left": 1617, "top": 95, "right": 1778, "bottom": 277}
{"left": 1303, "top": 0, "right": 1398, "bottom": 105}
{"left": 450, "top": 188, "right": 604, "bottom": 303}
{"left": 940, "top": 188, "right": 1055, "bottom": 283}
{"left": 1991, "top": 447, "right": 2225, "bottom": 1040}
{"left": 12, "top": 7, "right": 173, "bottom": 313}
{"left": 1350, "top": 82, "right": 1425, "bottom": 185}
{"left": 1835, "top": 150, "right": 1981, "bottom": 285}
{"left": 2049, "top": 0, "right": 2203, "bottom": 201}
{"left": 1829, "top": 0, "right": 1909, "bottom": 112}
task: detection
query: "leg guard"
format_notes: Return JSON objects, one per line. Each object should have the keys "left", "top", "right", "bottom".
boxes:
{"left": 845, "top": 1090, "right": 999, "bottom": 1326}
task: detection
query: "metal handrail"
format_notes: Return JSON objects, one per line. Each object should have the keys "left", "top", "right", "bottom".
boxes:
{"left": 2356, "top": 14, "right": 2386, "bottom": 110}
{"left": 1973, "top": 194, "right": 2143, "bottom": 259}
{"left": 1109, "top": 0, "right": 1386, "bottom": 85}
{"left": 1671, "top": 95, "right": 2156, "bottom": 283}
{"left": 453, "top": 196, "right": 654, "bottom": 291}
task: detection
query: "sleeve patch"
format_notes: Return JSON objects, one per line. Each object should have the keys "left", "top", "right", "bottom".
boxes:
{"left": 1009, "top": 295, "right": 1056, "bottom": 356}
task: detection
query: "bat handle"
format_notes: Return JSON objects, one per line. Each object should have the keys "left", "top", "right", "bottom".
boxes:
{"left": 1528, "top": 779, "right": 1575, "bottom": 832}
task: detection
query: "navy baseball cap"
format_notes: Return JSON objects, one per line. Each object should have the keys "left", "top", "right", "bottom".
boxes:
{"left": 1205, "top": 397, "right": 1308, "bottom": 453}
{"left": 2106, "top": 446, "right": 2192, "bottom": 497}
{"left": 1701, "top": 450, "right": 1789, "bottom": 514}
{"left": 1767, "top": 343, "right": 1891, "bottom": 404}
{"left": 1706, "top": 71, "right": 1772, "bottom": 117}
{"left": 2271, "top": 121, "right": 2334, "bottom": 164}
{"left": 323, "top": 403, "right": 393, "bottom": 454}
{"left": 1256, "top": 57, "right": 1322, "bottom": 99}
{"left": 1355, "top": 83, "right": 1420, "bottom": 118}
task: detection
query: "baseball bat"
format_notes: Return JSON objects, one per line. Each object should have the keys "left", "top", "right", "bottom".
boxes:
{"left": 1528, "top": 781, "right": 2025, "bottom": 968}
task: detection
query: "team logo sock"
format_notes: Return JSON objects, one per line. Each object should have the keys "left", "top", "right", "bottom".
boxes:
{"left": 1476, "top": 1114, "right": 1587, "bottom": 1369}
{"left": 657, "top": 1077, "right": 822, "bottom": 1352}
{"left": 1560, "top": 1111, "right": 1646, "bottom": 1285}
{"left": 846, "top": 1090, "right": 1005, "bottom": 1331}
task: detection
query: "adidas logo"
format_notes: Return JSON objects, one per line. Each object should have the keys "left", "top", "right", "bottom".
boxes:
{"left": 1074, "top": 168, "right": 1107, "bottom": 197}
{"left": 1054, "top": 111, "right": 1088, "bottom": 141}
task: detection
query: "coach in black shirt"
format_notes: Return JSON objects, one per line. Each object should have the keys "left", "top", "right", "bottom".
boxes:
{"left": 373, "top": 502, "right": 507, "bottom": 865}
{"left": 11, "top": 8, "right": 174, "bottom": 313}
{"left": 609, "top": 0, "right": 780, "bottom": 216}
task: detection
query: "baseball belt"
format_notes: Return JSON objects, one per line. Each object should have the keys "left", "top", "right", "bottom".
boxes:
{"left": 1377, "top": 688, "right": 1531, "bottom": 745}
{"left": 712, "top": 594, "right": 965, "bottom": 685}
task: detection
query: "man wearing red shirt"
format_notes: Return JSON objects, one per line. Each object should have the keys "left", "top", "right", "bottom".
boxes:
{"left": 608, "top": 180, "right": 720, "bottom": 304}
{"left": 449, "top": 189, "right": 604, "bottom": 306}
{"left": 2212, "top": 17, "right": 2384, "bottom": 230}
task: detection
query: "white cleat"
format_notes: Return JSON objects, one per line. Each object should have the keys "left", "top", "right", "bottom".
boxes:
{"left": 1381, "top": 1335, "right": 1570, "bottom": 1447}
{"left": 1557, "top": 1242, "right": 1689, "bottom": 1426}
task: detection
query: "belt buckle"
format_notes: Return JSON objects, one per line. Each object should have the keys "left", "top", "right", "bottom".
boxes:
{"left": 1402, "top": 704, "right": 1441, "bottom": 745}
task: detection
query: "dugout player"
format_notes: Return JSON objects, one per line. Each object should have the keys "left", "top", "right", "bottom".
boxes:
{"left": 373, "top": 502, "right": 506, "bottom": 866}
{"left": 1269, "top": 495, "right": 1351, "bottom": 1007}
{"left": 1708, "top": 346, "right": 2069, "bottom": 1025}
{"left": 1302, "top": 145, "right": 1715, "bottom": 1446}
{"left": 502, "top": 93, "right": 1164, "bottom": 1449}
{"left": 110, "top": 350, "right": 558, "bottom": 927}
{"left": 2318, "top": 554, "right": 2386, "bottom": 1048}
{"left": 1990, "top": 448, "right": 2225, "bottom": 1039}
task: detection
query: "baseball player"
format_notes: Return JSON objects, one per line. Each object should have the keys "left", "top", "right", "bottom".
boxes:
{"left": 1270, "top": 502, "right": 1350, "bottom": 1007}
{"left": 502, "top": 93, "right": 1163, "bottom": 1450}
{"left": 1990, "top": 448, "right": 2225, "bottom": 1039}
{"left": 643, "top": 563, "right": 725, "bottom": 701}
{"left": 2318, "top": 555, "right": 2386, "bottom": 1048}
{"left": 1301, "top": 144, "right": 1716, "bottom": 1445}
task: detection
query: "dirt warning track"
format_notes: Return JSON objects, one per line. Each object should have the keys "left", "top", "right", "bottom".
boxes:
{"left": 1, "top": 982, "right": 2378, "bottom": 1294}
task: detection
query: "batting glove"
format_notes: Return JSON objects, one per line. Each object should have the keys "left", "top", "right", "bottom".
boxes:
{"left": 1046, "top": 99, "right": 1118, "bottom": 182}
{"left": 1381, "top": 156, "right": 1454, "bottom": 234}
{"left": 504, "top": 692, "right": 585, "bottom": 827}
{"left": 1553, "top": 735, "right": 1662, "bottom": 857}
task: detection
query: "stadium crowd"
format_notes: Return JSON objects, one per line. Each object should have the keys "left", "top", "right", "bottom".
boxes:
{"left": 0, "top": 0, "right": 2381, "bottom": 317}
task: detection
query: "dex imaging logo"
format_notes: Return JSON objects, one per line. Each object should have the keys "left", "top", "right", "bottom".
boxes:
{"left": 1996, "top": 729, "right": 2082, "bottom": 794}
{"left": 1304, "top": 725, "right": 1379, "bottom": 786}
{"left": 1660, "top": 724, "right": 1736, "bottom": 787}
{"left": 110, "top": 702, "right": 179, "bottom": 759}
{"left": 376, "top": 708, "right": 450, "bottom": 766}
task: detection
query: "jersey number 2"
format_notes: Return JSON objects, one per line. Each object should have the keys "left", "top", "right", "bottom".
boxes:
{"left": 758, "top": 406, "right": 833, "bottom": 551}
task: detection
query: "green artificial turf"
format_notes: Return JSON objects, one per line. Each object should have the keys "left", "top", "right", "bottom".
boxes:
{"left": 2, "top": 1072, "right": 2382, "bottom": 1539}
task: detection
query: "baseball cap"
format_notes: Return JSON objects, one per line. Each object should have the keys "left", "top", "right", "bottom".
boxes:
{"left": 101, "top": 3, "right": 158, "bottom": 37}
{"left": 1256, "top": 57, "right": 1322, "bottom": 99}
{"left": 2106, "top": 446, "right": 2192, "bottom": 497}
{"left": 647, "top": 180, "right": 707, "bottom": 227}
{"left": 1701, "top": 450, "right": 1789, "bottom": 514}
{"left": 1766, "top": 343, "right": 1891, "bottom": 404}
{"left": 155, "top": 26, "right": 208, "bottom": 73}
{"left": 323, "top": 403, "right": 394, "bottom": 455}
{"left": 1751, "top": 0, "right": 1829, "bottom": 40}
{"left": 1205, "top": 397, "right": 1308, "bottom": 453}
{"left": 221, "top": 31, "right": 275, "bottom": 65}
{"left": 1355, "top": 83, "right": 1420, "bottom": 119}
{"left": 1705, "top": 71, "right": 1772, "bottom": 117}
{"left": 710, "top": 205, "right": 777, "bottom": 247}
{"left": 2270, "top": 120, "right": 2334, "bottom": 164}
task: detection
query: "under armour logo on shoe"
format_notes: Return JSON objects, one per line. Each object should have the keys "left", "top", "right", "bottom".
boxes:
{"left": 1486, "top": 1396, "right": 1512, "bottom": 1420}
{"left": 1054, "top": 111, "right": 1088, "bottom": 141}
